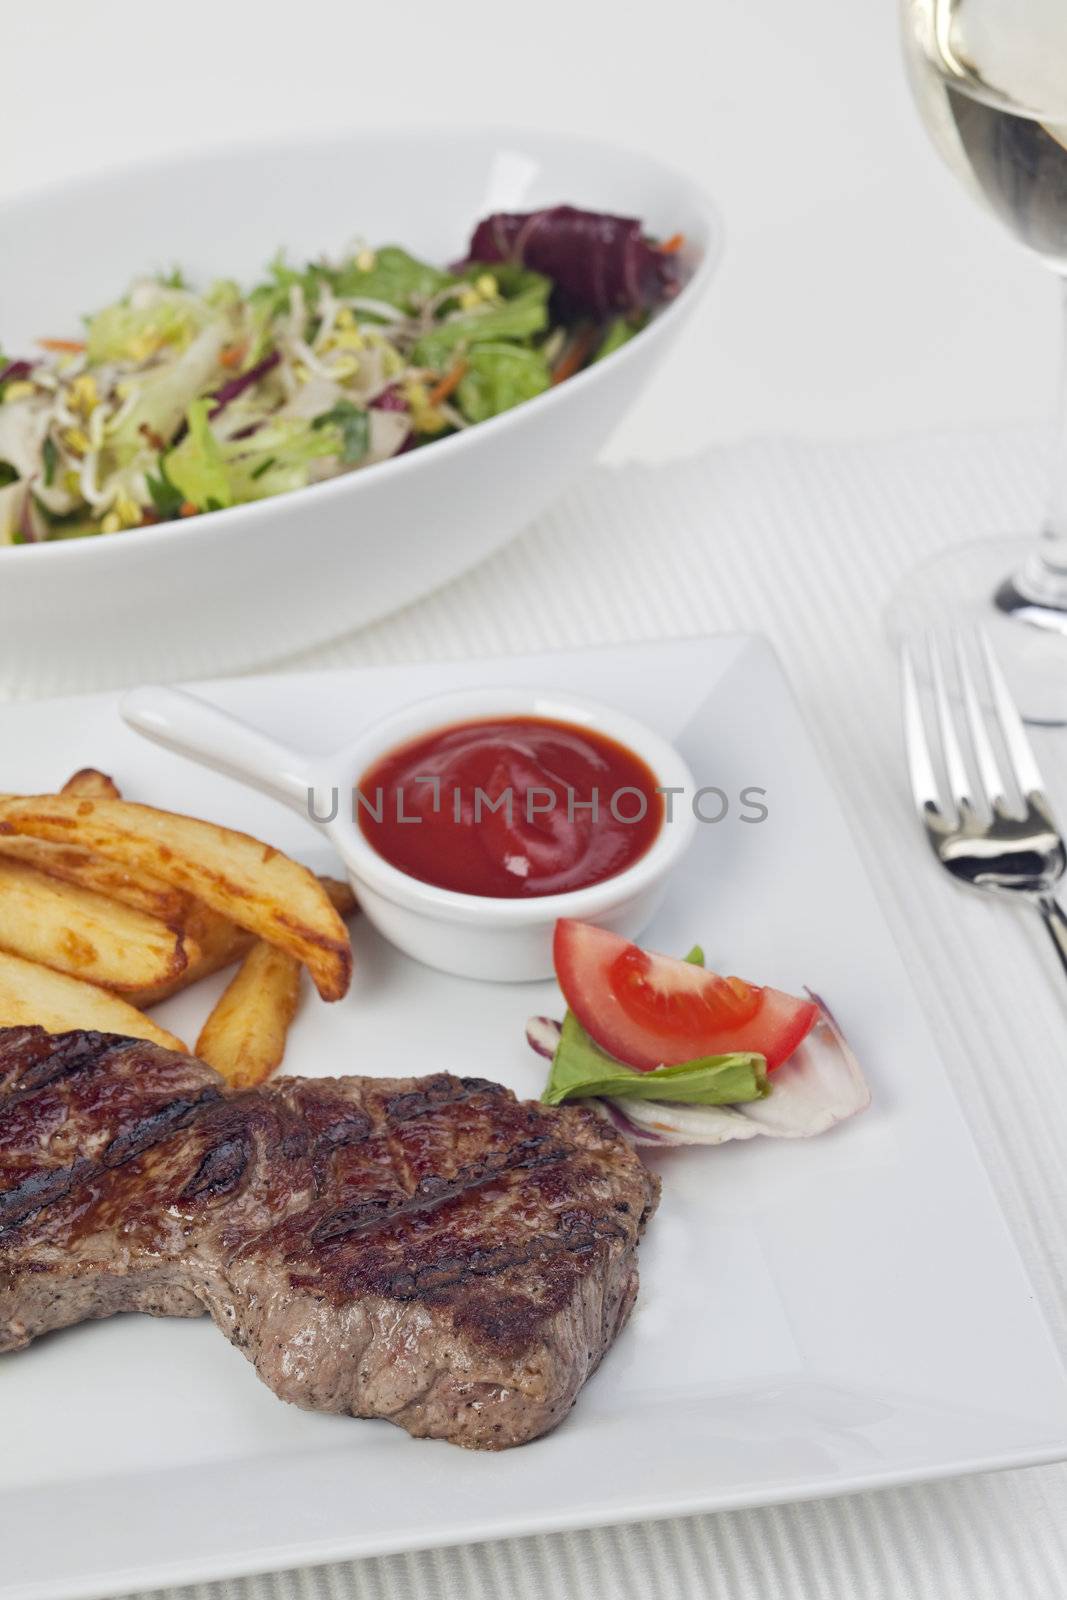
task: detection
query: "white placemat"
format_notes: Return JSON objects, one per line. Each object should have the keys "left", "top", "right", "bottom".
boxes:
{"left": 22, "top": 426, "right": 1067, "bottom": 1598}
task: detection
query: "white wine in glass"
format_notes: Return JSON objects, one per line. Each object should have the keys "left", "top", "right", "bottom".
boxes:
{"left": 894, "top": 0, "right": 1067, "bottom": 721}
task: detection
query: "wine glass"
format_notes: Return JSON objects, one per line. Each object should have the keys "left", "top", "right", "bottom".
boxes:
{"left": 893, "top": 0, "right": 1067, "bottom": 722}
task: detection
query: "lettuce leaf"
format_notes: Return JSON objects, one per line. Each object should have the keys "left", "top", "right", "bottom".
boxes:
{"left": 163, "top": 399, "right": 232, "bottom": 509}
{"left": 145, "top": 461, "right": 184, "bottom": 520}
{"left": 412, "top": 281, "right": 551, "bottom": 370}
{"left": 164, "top": 409, "right": 347, "bottom": 510}
{"left": 248, "top": 253, "right": 324, "bottom": 318}
{"left": 460, "top": 263, "right": 552, "bottom": 301}
{"left": 106, "top": 321, "right": 230, "bottom": 466}
{"left": 329, "top": 246, "right": 454, "bottom": 311}
{"left": 86, "top": 288, "right": 212, "bottom": 365}
{"left": 455, "top": 342, "right": 550, "bottom": 423}
{"left": 311, "top": 400, "right": 370, "bottom": 464}
{"left": 541, "top": 1009, "right": 767, "bottom": 1107}
{"left": 595, "top": 314, "right": 645, "bottom": 362}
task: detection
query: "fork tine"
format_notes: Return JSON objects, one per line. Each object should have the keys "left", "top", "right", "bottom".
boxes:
{"left": 954, "top": 629, "right": 1006, "bottom": 813}
{"left": 977, "top": 629, "right": 1046, "bottom": 799}
{"left": 928, "top": 632, "right": 973, "bottom": 817}
{"left": 901, "top": 639, "right": 944, "bottom": 817}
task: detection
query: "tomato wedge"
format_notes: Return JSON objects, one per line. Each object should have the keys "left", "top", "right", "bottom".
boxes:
{"left": 553, "top": 919, "right": 818, "bottom": 1071}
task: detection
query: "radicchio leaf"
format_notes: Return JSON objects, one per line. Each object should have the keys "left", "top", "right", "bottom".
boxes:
{"left": 370, "top": 384, "right": 408, "bottom": 412}
{"left": 370, "top": 384, "right": 414, "bottom": 451}
{"left": 209, "top": 350, "right": 281, "bottom": 419}
{"left": 463, "top": 206, "right": 680, "bottom": 319}
{"left": 0, "top": 359, "right": 33, "bottom": 388}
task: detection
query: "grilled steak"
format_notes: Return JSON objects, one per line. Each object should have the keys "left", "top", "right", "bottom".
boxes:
{"left": 0, "top": 1026, "right": 658, "bottom": 1449}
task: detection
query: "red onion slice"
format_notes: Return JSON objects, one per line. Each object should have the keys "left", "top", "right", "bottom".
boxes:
{"left": 607, "top": 997, "right": 869, "bottom": 1146}
{"left": 525, "top": 1016, "right": 563, "bottom": 1060}
{"left": 733, "top": 992, "right": 870, "bottom": 1138}
{"left": 606, "top": 1097, "right": 764, "bottom": 1146}
{"left": 596, "top": 1100, "right": 680, "bottom": 1146}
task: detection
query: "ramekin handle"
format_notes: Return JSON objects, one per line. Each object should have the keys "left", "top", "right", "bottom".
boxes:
{"left": 120, "top": 686, "right": 320, "bottom": 817}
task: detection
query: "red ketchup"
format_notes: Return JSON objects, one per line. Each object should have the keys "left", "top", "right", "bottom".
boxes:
{"left": 357, "top": 716, "right": 663, "bottom": 898}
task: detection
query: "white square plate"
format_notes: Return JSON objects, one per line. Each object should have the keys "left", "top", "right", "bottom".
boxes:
{"left": 3, "top": 635, "right": 1066, "bottom": 1600}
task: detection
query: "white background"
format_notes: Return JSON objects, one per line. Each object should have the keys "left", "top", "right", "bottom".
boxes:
{"left": 5, "top": 0, "right": 1057, "bottom": 463}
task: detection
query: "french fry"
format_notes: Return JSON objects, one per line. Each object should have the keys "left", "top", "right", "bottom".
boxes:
{"left": 61, "top": 768, "right": 122, "bottom": 800}
{"left": 195, "top": 941, "right": 302, "bottom": 1088}
{"left": 0, "top": 767, "right": 186, "bottom": 922}
{"left": 123, "top": 877, "right": 355, "bottom": 1008}
{"left": 0, "top": 949, "right": 187, "bottom": 1052}
{"left": 0, "top": 858, "right": 195, "bottom": 991}
{"left": 124, "top": 903, "right": 255, "bottom": 1008}
{"left": 320, "top": 875, "right": 358, "bottom": 918}
{"left": 0, "top": 835, "right": 189, "bottom": 923}
{"left": 0, "top": 795, "right": 352, "bottom": 1001}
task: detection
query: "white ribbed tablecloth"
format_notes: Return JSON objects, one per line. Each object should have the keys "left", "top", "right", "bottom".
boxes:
{"left": 20, "top": 425, "right": 1067, "bottom": 1599}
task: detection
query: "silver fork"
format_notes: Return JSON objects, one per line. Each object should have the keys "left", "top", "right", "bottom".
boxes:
{"left": 901, "top": 629, "right": 1067, "bottom": 980}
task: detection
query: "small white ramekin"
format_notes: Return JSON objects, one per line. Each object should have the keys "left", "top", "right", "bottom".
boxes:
{"left": 122, "top": 684, "right": 697, "bottom": 981}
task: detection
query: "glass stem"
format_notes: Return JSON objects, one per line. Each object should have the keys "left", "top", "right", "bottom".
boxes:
{"left": 1009, "top": 276, "right": 1067, "bottom": 608}
{"left": 1043, "top": 276, "right": 1067, "bottom": 567}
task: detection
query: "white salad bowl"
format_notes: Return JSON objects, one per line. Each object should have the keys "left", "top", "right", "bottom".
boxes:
{"left": 0, "top": 129, "right": 721, "bottom": 690}
{"left": 121, "top": 683, "right": 698, "bottom": 981}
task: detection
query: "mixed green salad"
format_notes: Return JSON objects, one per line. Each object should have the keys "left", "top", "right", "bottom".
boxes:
{"left": 0, "top": 206, "right": 683, "bottom": 544}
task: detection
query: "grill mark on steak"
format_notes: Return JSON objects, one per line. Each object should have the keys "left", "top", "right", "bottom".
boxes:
{"left": 0, "top": 1029, "right": 132, "bottom": 1107}
{"left": 307, "top": 1132, "right": 570, "bottom": 1245}
{"left": 101, "top": 1090, "right": 220, "bottom": 1171}
{"left": 0, "top": 1156, "right": 94, "bottom": 1231}
{"left": 0, "top": 1031, "right": 223, "bottom": 1237}
{"left": 180, "top": 1131, "right": 252, "bottom": 1200}
{"left": 381, "top": 1075, "right": 505, "bottom": 1124}
{"left": 299, "top": 1213, "right": 630, "bottom": 1304}
{"left": 0, "top": 1026, "right": 659, "bottom": 1449}
{"left": 1, "top": 1069, "right": 502, "bottom": 1243}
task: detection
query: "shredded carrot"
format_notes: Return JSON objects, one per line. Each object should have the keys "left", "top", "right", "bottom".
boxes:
{"left": 38, "top": 337, "right": 86, "bottom": 354}
{"left": 428, "top": 359, "right": 468, "bottom": 406}
{"left": 551, "top": 325, "right": 598, "bottom": 386}
{"left": 219, "top": 343, "right": 245, "bottom": 370}
{"left": 179, "top": 501, "right": 199, "bottom": 518}
{"left": 658, "top": 233, "right": 685, "bottom": 255}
